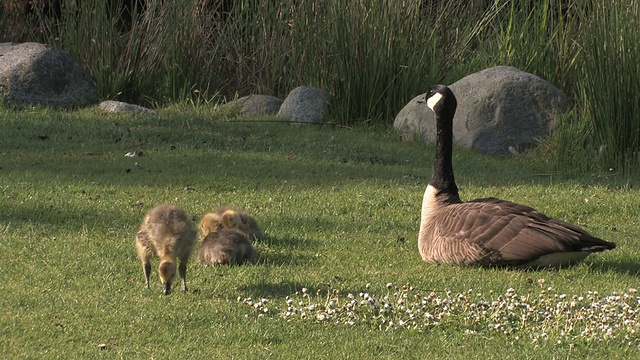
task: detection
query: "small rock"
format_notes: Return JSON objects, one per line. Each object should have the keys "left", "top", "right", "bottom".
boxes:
{"left": 225, "top": 94, "right": 283, "bottom": 116}
{"left": 100, "top": 100, "right": 156, "bottom": 115}
{"left": 277, "top": 86, "right": 328, "bottom": 124}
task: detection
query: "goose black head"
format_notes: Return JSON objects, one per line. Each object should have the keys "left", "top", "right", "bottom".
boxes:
{"left": 425, "top": 85, "right": 457, "bottom": 121}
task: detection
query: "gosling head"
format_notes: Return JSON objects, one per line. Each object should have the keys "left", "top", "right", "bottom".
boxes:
{"left": 200, "top": 212, "right": 223, "bottom": 236}
{"left": 221, "top": 210, "right": 242, "bottom": 230}
{"left": 158, "top": 260, "right": 176, "bottom": 295}
{"left": 425, "top": 84, "right": 457, "bottom": 120}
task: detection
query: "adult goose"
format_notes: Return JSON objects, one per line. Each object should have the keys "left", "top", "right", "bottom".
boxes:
{"left": 418, "top": 84, "right": 616, "bottom": 268}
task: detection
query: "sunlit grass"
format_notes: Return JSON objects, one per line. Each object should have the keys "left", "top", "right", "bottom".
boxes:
{"left": 0, "top": 108, "right": 638, "bottom": 358}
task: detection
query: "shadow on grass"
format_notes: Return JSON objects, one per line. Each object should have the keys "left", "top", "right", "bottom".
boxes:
{"left": 0, "top": 197, "right": 137, "bottom": 232}
{"left": 2, "top": 112, "right": 639, "bottom": 191}
{"left": 255, "top": 250, "right": 316, "bottom": 268}
{"left": 259, "top": 235, "right": 317, "bottom": 249}
{"left": 588, "top": 261, "right": 640, "bottom": 277}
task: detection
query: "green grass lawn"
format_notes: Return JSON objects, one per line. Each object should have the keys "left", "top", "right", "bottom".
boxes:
{"left": 1, "top": 108, "right": 638, "bottom": 359}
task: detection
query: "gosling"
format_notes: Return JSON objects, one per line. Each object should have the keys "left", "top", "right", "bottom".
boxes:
{"left": 135, "top": 204, "right": 196, "bottom": 294}
{"left": 199, "top": 211, "right": 226, "bottom": 236}
{"left": 200, "top": 207, "right": 264, "bottom": 240}
{"left": 198, "top": 228, "right": 257, "bottom": 266}
{"left": 223, "top": 208, "right": 264, "bottom": 240}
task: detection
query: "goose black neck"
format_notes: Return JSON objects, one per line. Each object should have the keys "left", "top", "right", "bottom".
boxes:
{"left": 430, "top": 113, "right": 460, "bottom": 201}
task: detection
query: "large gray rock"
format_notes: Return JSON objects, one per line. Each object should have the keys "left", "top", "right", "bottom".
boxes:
{"left": 225, "top": 94, "right": 282, "bottom": 117}
{"left": 394, "top": 66, "right": 569, "bottom": 155}
{"left": 0, "top": 42, "right": 99, "bottom": 109}
{"left": 277, "top": 86, "right": 328, "bottom": 124}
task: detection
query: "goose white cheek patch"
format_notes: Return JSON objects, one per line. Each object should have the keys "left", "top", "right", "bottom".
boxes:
{"left": 426, "top": 92, "right": 443, "bottom": 111}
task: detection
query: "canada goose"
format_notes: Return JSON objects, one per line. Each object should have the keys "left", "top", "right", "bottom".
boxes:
{"left": 136, "top": 204, "right": 197, "bottom": 294}
{"left": 418, "top": 84, "right": 616, "bottom": 268}
{"left": 200, "top": 207, "right": 264, "bottom": 240}
{"left": 197, "top": 228, "right": 257, "bottom": 266}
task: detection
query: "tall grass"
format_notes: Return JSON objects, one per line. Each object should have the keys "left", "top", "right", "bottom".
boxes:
{"left": 215, "top": 0, "right": 440, "bottom": 122}
{"left": 575, "top": 1, "right": 640, "bottom": 174}
{"left": 1, "top": 0, "right": 640, "bottom": 173}
{"left": 486, "top": 0, "right": 582, "bottom": 91}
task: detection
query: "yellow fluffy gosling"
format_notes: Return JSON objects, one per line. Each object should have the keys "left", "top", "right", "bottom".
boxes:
{"left": 135, "top": 204, "right": 196, "bottom": 294}
{"left": 200, "top": 207, "right": 264, "bottom": 240}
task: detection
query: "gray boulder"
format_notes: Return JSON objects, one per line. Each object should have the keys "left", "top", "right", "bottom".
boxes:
{"left": 0, "top": 42, "right": 99, "bottom": 109}
{"left": 277, "top": 86, "right": 328, "bottom": 124}
{"left": 394, "top": 66, "right": 569, "bottom": 155}
{"left": 225, "top": 94, "right": 282, "bottom": 116}
{"left": 99, "top": 100, "right": 156, "bottom": 115}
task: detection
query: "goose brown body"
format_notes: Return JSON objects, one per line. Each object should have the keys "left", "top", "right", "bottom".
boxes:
{"left": 418, "top": 85, "right": 616, "bottom": 268}
{"left": 197, "top": 228, "right": 257, "bottom": 266}
{"left": 136, "top": 204, "right": 196, "bottom": 294}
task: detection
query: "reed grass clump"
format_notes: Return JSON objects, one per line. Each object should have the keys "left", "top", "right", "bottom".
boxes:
{"left": 575, "top": 1, "right": 640, "bottom": 174}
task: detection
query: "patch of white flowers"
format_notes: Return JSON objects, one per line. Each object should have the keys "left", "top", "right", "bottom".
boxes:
{"left": 238, "top": 283, "right": 640, "bottom": 343}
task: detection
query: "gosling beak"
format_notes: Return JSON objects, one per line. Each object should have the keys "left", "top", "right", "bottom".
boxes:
{"left": 163, "top": 283, "right": 172, "bottom": 295}
{"left": 416, "top": 99, "right": 425, "bottom": 103}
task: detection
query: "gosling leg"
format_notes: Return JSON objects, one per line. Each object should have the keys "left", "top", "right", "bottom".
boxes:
{"left": 143, "top": 261, "right": 151, "bottom": 289}
{"left": 178, "top": 261, "right": 188, "bottom": 292}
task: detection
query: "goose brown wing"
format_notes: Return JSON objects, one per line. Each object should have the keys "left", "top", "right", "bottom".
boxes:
{"left": 470, "top": 198, "right": 614, "bottom": 250}
{"left": 434, "top": 198, "right": 610, "bottom": 266}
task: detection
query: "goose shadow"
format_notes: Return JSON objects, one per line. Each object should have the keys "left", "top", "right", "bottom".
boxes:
{"left": 586, "top": 260, "right": 640, "bottom": 276}
{"left": 499, "top": 259, "right": 640, "bottom": 277}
